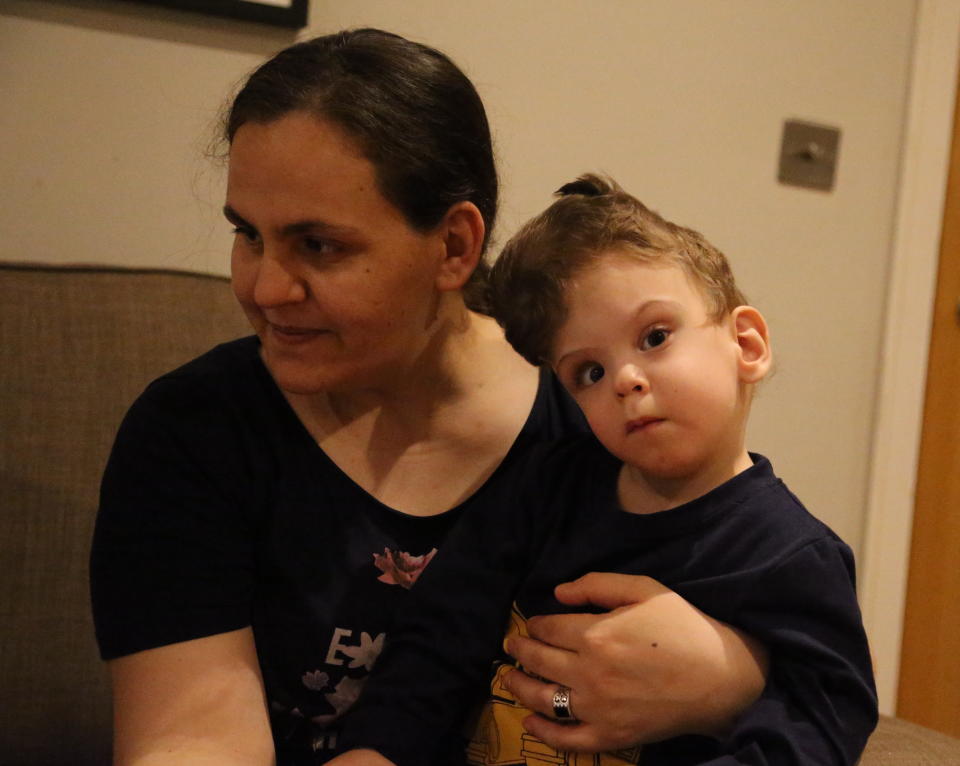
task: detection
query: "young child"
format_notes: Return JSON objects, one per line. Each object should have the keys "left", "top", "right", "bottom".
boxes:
{"left": 331, "top": 175, "right": 878, "bottom": 765}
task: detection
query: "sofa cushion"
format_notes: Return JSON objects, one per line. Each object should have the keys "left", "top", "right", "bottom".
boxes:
{"left": 860, "top": 714, "right": 960, "bottom": 765}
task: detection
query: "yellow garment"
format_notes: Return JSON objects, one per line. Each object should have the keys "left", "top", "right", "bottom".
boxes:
{"left": 465, "top": 606, "right": 642, "bottom": 766}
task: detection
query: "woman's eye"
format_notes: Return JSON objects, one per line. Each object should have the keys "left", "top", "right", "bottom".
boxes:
{"left": 232, "top": 226, "right": 259, "bottom": 246}
{"left": 575, "top": 363, "right": 605, "bottom": 388}
{"left": 642, "top": 328, "right": 670, "bottom": 350}
{"left": 302, "top": 236, "right": 337, "bottom": 256}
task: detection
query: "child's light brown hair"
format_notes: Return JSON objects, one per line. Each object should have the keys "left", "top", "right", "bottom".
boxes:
{"left": 488, "top": 173, "right": 747, "bottom": 366}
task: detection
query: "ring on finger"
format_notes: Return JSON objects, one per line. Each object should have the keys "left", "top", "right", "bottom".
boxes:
{"left": 552, "top": 685, "right": 577, "bottom": 722}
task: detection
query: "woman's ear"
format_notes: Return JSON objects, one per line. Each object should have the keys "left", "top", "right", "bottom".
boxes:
{"left": 434, "top": 201, "right": 485, "bottom": 292}
{"left": 731, "top": 305, "right": 772, "bottom": 384}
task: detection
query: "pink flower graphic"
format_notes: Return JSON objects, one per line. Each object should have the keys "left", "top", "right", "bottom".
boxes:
{"left": 372, "top": 547, "right": 438, "bottom": 589}
{"left": 301, "top": 670, "right": 331, "bottom": 692}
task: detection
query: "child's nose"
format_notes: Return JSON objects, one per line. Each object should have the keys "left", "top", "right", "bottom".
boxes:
{"left": 614, "top": 364, "right": 647, "bottom": 397}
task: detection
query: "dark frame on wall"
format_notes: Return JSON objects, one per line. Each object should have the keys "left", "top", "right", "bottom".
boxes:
{"left": 122, "top": 0, "right": 308, "bottom": 29}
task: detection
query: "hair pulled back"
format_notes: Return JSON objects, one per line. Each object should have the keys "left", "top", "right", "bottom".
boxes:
{"left": 225, "top": 28, "right": 498, "bottom": 312}
{"left": 489, "top": 173, "right": 747, "bottom": 365}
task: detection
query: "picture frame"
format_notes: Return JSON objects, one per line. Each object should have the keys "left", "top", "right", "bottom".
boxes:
{"left": 122, "top": 0, "right": 309, "bottom": 29}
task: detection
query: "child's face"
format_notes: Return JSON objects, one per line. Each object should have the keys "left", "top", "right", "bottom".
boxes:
{"left": 552, "top": 256, "right": 759, "bottom": 486}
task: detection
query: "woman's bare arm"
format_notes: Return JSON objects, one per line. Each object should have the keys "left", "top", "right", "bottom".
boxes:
{"left": 110, "top": 628, "right": 275, "bottom": 766}
{"left": 504, "top": 573, "right": 769, "bottom": 751}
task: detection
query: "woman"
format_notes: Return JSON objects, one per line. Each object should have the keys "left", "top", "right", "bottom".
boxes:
{"left": 90, "top": 28, "right": 766, "bottom": 765}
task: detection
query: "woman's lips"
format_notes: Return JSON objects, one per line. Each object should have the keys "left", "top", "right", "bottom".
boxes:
{"left": 267, "top": 323, "right": 328, "bottom": 344}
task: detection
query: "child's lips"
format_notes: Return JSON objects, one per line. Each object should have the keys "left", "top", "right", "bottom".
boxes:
{"left": 626, "top": 417, "right": 664, "bottom": 435}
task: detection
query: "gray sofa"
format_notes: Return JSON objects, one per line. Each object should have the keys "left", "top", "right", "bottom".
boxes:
{"left": 1, "top": 261, "right": 958, "bottom": 765}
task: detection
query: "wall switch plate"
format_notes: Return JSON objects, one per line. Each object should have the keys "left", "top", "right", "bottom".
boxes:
{"left": 778, "top": 119, "right": 841, "bottom": 191}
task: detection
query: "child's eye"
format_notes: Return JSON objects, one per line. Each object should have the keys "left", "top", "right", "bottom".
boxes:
{"left": 641, "top": 328, "right": 670, "bottom": 350}
{"left": 575, "top": 363, "right": 605, "bottom": 388}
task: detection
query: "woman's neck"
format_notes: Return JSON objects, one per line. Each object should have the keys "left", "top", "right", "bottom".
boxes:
{"left": 287, "top": 300, "right": 514, "bottom": 446}
{"left": 279, "top": 301, "right": 540, "bottom": 517}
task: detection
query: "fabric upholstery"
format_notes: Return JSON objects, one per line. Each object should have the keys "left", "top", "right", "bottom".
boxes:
{"left": 0, "top": 263, "right": 250, "bottom": 766}
{"left": 860, "top": 714, "right": 960, "bottom": 765}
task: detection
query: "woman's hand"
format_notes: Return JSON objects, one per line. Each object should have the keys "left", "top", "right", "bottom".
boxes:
{"left": 502, "top": 572, "right": 768, "bottom": 752}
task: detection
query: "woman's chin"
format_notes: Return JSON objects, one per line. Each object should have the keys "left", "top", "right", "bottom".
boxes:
{"left": 264, "top": 354, "right": 388, "bottom": 399}
{"left": 259, "top": 350, "right": 335, "bottom": 395}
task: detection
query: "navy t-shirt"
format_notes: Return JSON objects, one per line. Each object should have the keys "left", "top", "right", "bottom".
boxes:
{"left": 90, "top": 336, "right": 588, "bottom": 764}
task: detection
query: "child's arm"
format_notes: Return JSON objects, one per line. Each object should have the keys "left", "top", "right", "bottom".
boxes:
{"left": 706, "top": 535, "right": 878, "bottom": 765}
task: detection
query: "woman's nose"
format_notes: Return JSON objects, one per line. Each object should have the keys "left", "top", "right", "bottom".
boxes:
{"left": 253, "top": 253, "right": 307, "bottom": 307}
{"left": 614, "top": 363, "right": 647, "bottom": 398}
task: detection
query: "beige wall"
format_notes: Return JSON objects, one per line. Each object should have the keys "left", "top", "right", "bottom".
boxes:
{"left": 1, "top": 2, "right": 916, "bottom": 571}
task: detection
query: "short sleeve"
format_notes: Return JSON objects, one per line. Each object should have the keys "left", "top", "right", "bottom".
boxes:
{"left": 90, "top": 372, "right": 266, "bottom": 659}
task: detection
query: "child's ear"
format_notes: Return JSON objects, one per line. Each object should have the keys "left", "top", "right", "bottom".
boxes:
{"left": 434, "top": 201, "right": 485, "bottom": 292}
{"left": 731, "top": 305, "right": 772, "bottom": 383}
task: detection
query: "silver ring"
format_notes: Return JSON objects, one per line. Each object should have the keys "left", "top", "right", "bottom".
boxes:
{"left": 552, "top": 685, "right": 575, "bottom": 721}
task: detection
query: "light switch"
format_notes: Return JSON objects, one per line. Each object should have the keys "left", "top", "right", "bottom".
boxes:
{"left": 778, "top": 120, "right": 841, "bottom": 191}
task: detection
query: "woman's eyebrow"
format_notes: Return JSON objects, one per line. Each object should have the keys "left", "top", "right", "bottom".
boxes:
{"left": 222, "top": 204, "right": 248, "bottom": 227}
{"left": 282, "top": 220, "right": 361, "bottom": 237}
{"left": 222, "top": 205, "right": 360, "bottom": 237}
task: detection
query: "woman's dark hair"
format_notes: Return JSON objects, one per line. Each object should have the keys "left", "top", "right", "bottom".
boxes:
{"left": 225, "top": 28, "right": 498, "bottom": 312}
